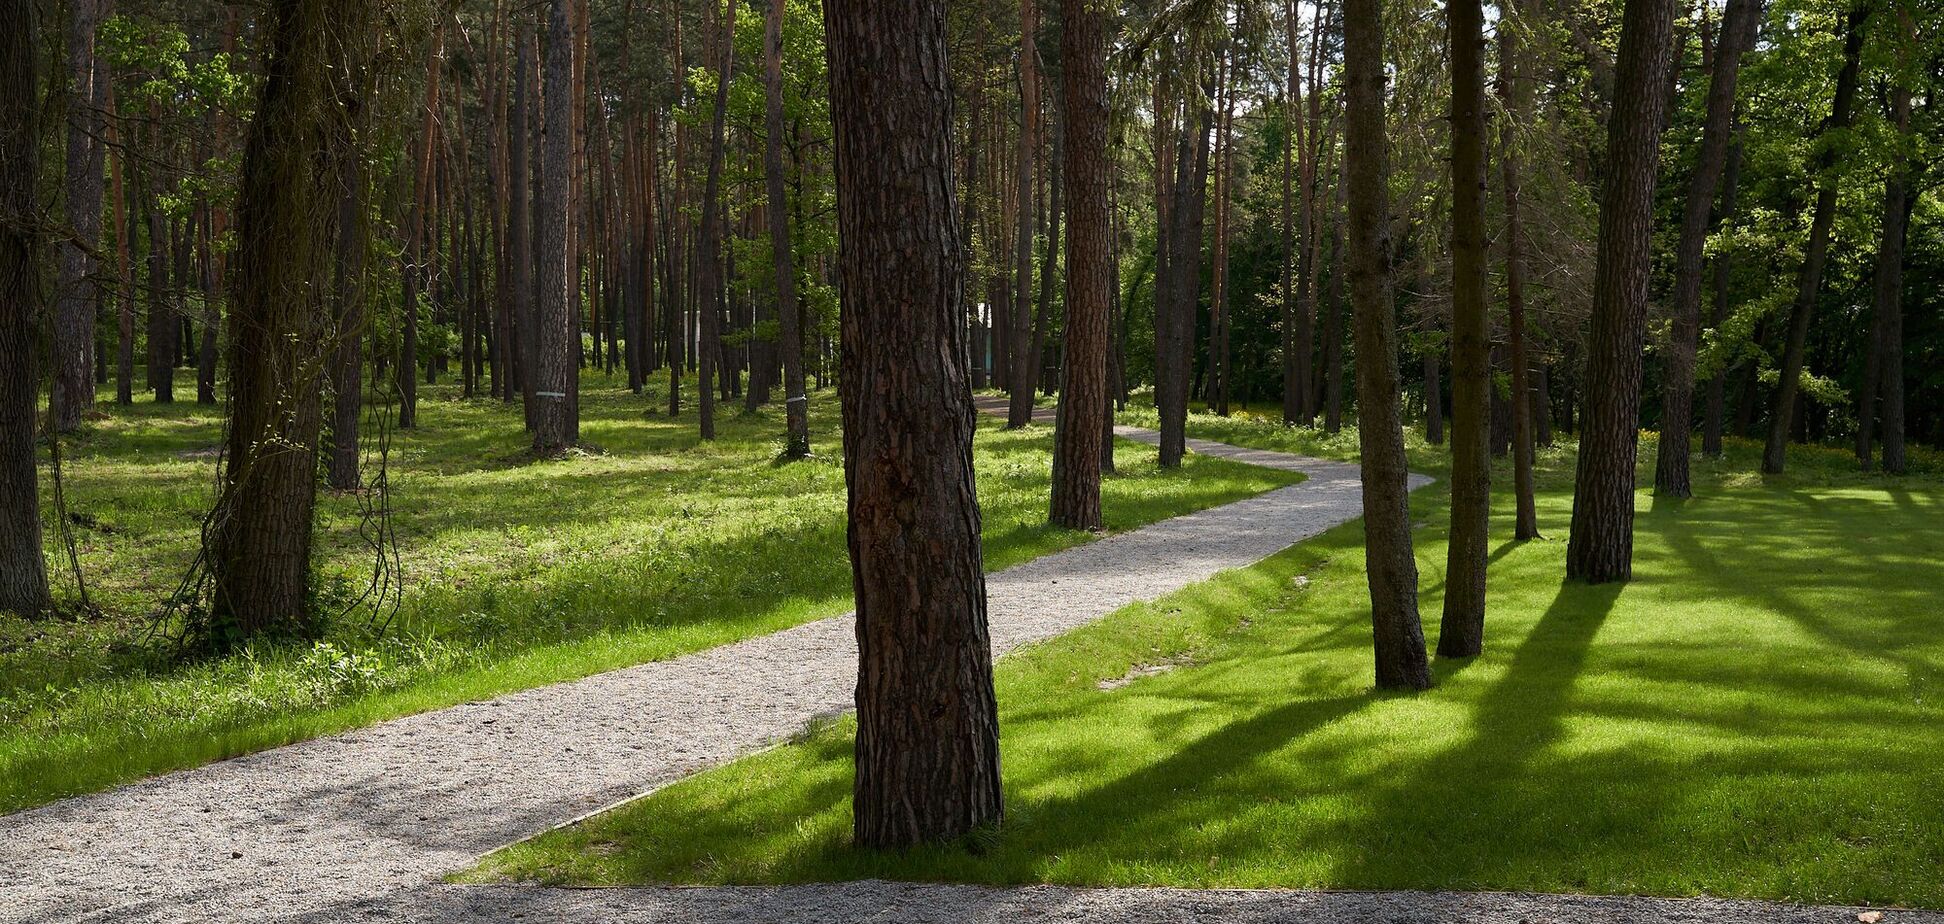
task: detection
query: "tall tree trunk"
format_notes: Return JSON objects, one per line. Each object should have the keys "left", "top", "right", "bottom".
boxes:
{"left": 328, "top": 153, "right": 367, "bottom": 491}
{"left": 53, "top": 0, "right": 105, "bottom": 431}
{"left": 1869, "top": 11, "right": 1913, "bottom": 475}
{"left": 1159, "top": 94, "right": 1211, "bottom": 468}
{"left": 1281, "top": 0, "right": 1303, "bottom": 425}
{"left": 1, "top": 0, "right": 48, "bottom": 615}
{"left": 107, "top": 85, "right": 133, "bottom": 406}
{"left": 1654, "top": 0, "right": 1759, "bottom": 495}
{"left": 1007, "top": 0, "right": 1040, "bottom": 429}
{"left": 1209, "top": 50, "right": 1235, "bottom": 417}
{"left": 1050, "top": 0, "right": 1109, "bottom": 531}
{"left": 1761, "top": 6, "right": 1865, "bottom": 475}
{"left": 1344, "top": 0, "right": 1431, "bottom": 690}
{"left": 533, "top": 0, "right": 578, "bottom": 455}
{"left": 145, "top": 178, "right": 177, "bottom": 404}
{"left": 693, "top": 0, "right": 737, "bottom": 442}
{"left": 1440, "top": 0, "right": 1492, "bottom": 658}
{"left": 1565, "top": 0, "right": 1676, "bottom": 584}
{"left": 212, "top": 0, "right": 373, "bottom": 638}
{"left": 1700, "top": 134, "right": 1741, "bottom": 458}
{"left": 1321, "top": 156, "right": 1346, "bottom": 432}
{"left": 1031, "top": 119, "right": 1062, "bottom": 396}
{"left": 825, "top": 0, "right": 1004, "bottom": 848}
{"left": 764, "top": 0, "right": 808, "bottom": 458}
{"left": 1501, "top": 0, "right": 1539, "bottom": 540}
{"left": 513, "top": 24, "right": 538, "bottom": 426}
{"left": 399, "top": 24, "right": 443, "bottom": 429}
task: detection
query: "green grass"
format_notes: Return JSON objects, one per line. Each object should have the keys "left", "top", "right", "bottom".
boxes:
{"left": 466, "top": 405, "right": 1944, "bottom": 908}
{"left": 0, "top": 376, "right": 1296, "bottom": 814}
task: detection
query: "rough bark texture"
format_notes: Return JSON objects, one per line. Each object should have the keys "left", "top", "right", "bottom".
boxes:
{"left": 54, "top": 0, "right": 105, "bottom": 431}
{"left": 763, "top": 0, "right": 808, "bottom": 459}
{"left": 1761, "top": 7, "right": 1865, "bottom": 475}
{"left": 823, "top": 0, "right": 1004, "bottom": 849}
{"left": 1050, "top": 0, "right": 1109, "bottom": 531}
{"left": 1439, "top": 0, "right": 1491, "bottom": 658}
{"left": 1653, "top": 0, "right": 1759, "bottom": 496}
{"left": 211, "top": 0, "right": 371, "bottom": 638}
{"left": 1, "top": 0, "right": 48, "bottom": 616}
{"left": 532, "top": 0, "right": 580, "bottom": 455}
{"left": 1344, "top": 0, "right": 1432, "bottom": 691}
{"left": 1564, "top": 0, "right": 1675, "bottom": 584}
{"left": 1500, "top": 0, "right": 1539, "bottom": 540}
{"left": 1007, "top": 0, "right": 1040, "bottom": 429}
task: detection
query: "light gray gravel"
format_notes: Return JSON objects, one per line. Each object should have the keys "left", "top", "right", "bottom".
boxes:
{"left": 3, "top": 409, "right": 1924, "bottom": 924}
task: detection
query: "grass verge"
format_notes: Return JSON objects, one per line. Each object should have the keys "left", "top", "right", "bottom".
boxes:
{"left": 0, "top": 378, "right": 1296, "bottom": 814}
{"left": 466, "top": 408, "right": 1944, "bottom": 908}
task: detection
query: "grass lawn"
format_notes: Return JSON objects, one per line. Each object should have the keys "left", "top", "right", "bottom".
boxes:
{"left": 0, "top": 379, "right": 1296, "bottom": 814}
{"left": 466, "top": 406, "right": 1944, "bottom": 909}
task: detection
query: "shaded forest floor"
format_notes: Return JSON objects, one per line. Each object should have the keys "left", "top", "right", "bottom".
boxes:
{"left": 469, "top": 403, "right": 1944, "bottom": 909}
{"left": 0, "top": 377, "right": 1295, "bottom": 814}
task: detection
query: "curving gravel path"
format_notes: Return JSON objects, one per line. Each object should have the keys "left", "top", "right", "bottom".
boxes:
{"left": 3, "top": 407, "right": 1926, "bottom": 924}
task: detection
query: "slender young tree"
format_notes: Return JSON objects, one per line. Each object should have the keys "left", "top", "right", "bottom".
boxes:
{"left": 1, "top": 0, "right": 49, "bottom": 616}
{"left": 1500, "top": 0, "right": 1539, "bottom": 540}
{"left": 1762, "top": 6, "right": 1866, "bottom": 475}
{"left": 512, "top": 23, "right": 538, "bottom": 428}
{"left": 1565, "top": 0, "right": 1677, "bottom": 584}
{"left": 53, "top": 0, "right": 105, "bottom": 431}
{"left": 533, "top": 0, "right": 579, "bottom": 455}
{"left": 1051, "top": 0, "right": 1110, "bottom": 530}
{"left": 399, "top": 23, "right": 444, "bottom": 430}
{"left": 1858, "top": 5, "right": 1914, "bottom": 474}
{"left": 1281, "top": 0, "right": 1301, "bottom": 426}
{"left": 1654, "top": 0, "right": 1761, "bottom": 496}
{"left": 210, "top": 0, "right": 373, "bottom": 638}
{"left": 694, "top": 0, "right": 738, "bottom": 442}
{"left": 1440, "top": 0, "right": 1491, "bottom": 657}
{"left": 763, "top": 0, "right": 809, "bottom": 458}
{"left": 824, "top": 0, "right": 1004, "bottom": 849}
{"left": 1344, "top": 0, "right": 1432, "bottom": 690}
{"left": 1007, "top": 0, "right": 1041, "bottom": 429}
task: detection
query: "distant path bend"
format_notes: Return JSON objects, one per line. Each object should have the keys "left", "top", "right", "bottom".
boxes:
{"left": 2, "top": 403, "right": 1411, "bottom": 923}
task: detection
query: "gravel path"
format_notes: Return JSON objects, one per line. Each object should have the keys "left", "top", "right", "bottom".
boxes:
{"left": 4, "top": 408, "right": 1924, "bottom": 924}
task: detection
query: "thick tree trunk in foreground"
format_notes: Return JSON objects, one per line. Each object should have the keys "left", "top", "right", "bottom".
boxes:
{"left": 1, "top": 0, "right": 48, "bottom": 616}
{"left": 1565, "top": 0, "right": 1676, "bottom": 584}
{"left": 532, "top": 0, "right": 579, "bottom": 455}
{"left": 1654, "top": 0, "right": 1759, "bottom": 496}
{"left": 1345, "top": 0, "right": 1431, "bottom": 691}
{"left": 824, "top": 0, "right": 1004, "bottom": 849}
{"left": 764, "top": 0, "right": 809, "bottom": 458}
{"left": 54, "top": 0, "right": 105, "bottom": 431}
{"left": 1007, "top": 0, "right": 1040, "bottom": 429}
{"left": 211, "top": 0, "right": 371, "bottom": 638}
{"left": 1762, "top": 7, "right": 1865, "bottom": 475}
{"left": 1439, "top": 0, "right": 1491, "bottom": 658}
{"left": 1050, "top": 0, "right": 1109, "bottom": 531}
